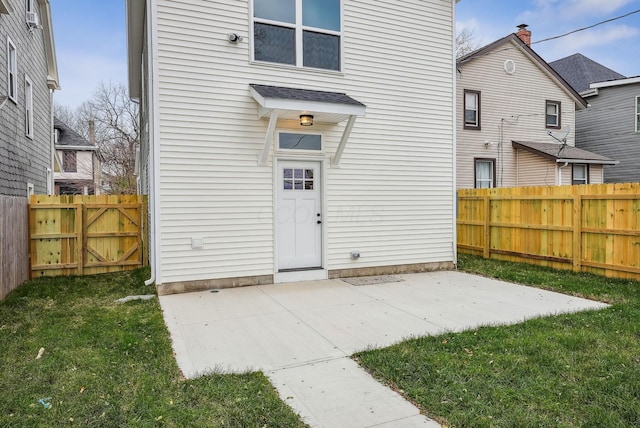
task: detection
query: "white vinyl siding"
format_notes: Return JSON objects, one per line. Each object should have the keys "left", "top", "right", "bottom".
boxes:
{"left": 456, "top": 39, "right": 578, "bottom": 189}
{"left": 516, "top": 149, "right": 558, "bottom": 186}
{"left": 154, "top": 0, "right": 455, "bottom": 284}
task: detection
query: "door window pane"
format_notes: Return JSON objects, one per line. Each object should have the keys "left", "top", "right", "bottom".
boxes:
{"left": 303, "top": 31, "right": 340, "bottom": 70}
{"left": 254, "top": 23, "right": 296, "bottom": 65}
{"left": 279, "top": 133, "right": 322, "bottom": 150}
{"left": 284, "top": 168, "right": 315, "bottom": 191}
{"left": 303, "top": 0, "right": 340, "bottom": 31}
{"left": 254, "top": 0, "right": 295, "bottom": 23}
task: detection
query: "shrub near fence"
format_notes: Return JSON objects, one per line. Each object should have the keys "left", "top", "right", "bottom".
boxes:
{"left": 29, "top": 194, "right": 146, "bottom": 278}
{"left": 0, "top": 196, "right": 29, "bottom": 300}
{"left": 457, "top": 182, "right": 640, "bottom": 281}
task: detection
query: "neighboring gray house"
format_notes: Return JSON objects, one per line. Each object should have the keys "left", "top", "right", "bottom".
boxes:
{"left": 552, "top": 54, "right": 637, "bottom": 183}
{"left": 0, "top": 0, "right": 59, "bottom": 196}
{"left": 53, "top": 118, "right": 100, "bottom": 195}
{"left": 550, "top": 53, "right": 625, "bottom": 93}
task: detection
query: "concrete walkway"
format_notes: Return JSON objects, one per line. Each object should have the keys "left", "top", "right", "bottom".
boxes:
{"left": 159, "top": 271, "right": 607, "bottom": 427}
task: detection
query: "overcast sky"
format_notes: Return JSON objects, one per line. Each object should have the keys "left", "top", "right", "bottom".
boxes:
{"left": 50, "top": 0, "right": 640, "bottom": 108}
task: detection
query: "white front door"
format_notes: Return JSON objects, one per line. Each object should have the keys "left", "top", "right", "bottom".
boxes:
{"left": 277, "top": 160, "right": 322, "bottom": 271}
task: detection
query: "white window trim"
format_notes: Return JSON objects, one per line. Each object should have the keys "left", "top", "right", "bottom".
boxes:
{"left": 250, "top": 0, "right": 344, "bottom": 72}
{"left": 636, "top": 95, "right": 640, "bottom": 133}
{"left": 25, "top": 74, "right": 33, "bottom": 139}
{"left": 7, "top": 36, "right": 17, "bottom": 103}
{"left": 276, "top": 130, "right": 324, "bottom": 153}
{"left": 26, "top": 0, "right": 34, "bottom": 12}
{"left": 27, "top": 182, "right": 34, "bottom": 197}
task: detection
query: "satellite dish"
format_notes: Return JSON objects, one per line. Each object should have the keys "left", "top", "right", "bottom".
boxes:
{"left": 547, "top": 125, "right": 571, "bottom": 144}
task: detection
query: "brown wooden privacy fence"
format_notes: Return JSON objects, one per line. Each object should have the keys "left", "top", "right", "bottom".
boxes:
{"left": 1, "top": 196, "right": 29, "bottom": 300}
{"left": 29, "top": 195, "right": 146, "bottom": 278}
{"left": 457, "top": 183, "right": 640, "bottom": 281}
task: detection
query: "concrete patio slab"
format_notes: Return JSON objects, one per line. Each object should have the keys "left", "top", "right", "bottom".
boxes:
{"left": 159, "top": 270, "right": 608, "bottom": 427}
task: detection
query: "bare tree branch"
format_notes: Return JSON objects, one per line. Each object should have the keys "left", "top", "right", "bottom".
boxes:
{"left": 456, "top": 27, "right": 480, "bottom": 59}
{"left": 54, "top": 82, "right": 139, "bottom": 195}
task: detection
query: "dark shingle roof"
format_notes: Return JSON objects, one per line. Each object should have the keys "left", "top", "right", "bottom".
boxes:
{"left": 549, "top": 54, "right": 626, "bottom": 93}
{"left": 512, "top": 141, "right": 617, "bottom": 164}
{"left": 54, "top": 118, "right": 93, "bottom": 148}
{"left": 250, "top": 84, "right": 365, "bottom": 107}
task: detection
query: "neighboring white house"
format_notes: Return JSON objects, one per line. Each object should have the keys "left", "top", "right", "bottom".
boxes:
{"left": 53, "top": 118, "right": 100, "bottom": 195}
{"left": 126, "top": 0, "right": 458, "bottom": 293}
{"left": 456, "top": 25, "right": 616, "bottom": 189}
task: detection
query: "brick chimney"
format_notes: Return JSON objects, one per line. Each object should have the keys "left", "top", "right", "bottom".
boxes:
{"left": 516, "top": 24, "right": 531, "bottom": 46}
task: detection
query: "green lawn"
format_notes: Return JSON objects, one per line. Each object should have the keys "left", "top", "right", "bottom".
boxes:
{"left": 0, "top": 269, "right": 306, "bottom": 427}
{"left": 356, "top": 254, "right": 640, "bottom": 427}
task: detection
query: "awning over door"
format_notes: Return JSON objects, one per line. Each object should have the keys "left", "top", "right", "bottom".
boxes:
{"left": 250, "top": 84, "right": 366, "bottom": 166}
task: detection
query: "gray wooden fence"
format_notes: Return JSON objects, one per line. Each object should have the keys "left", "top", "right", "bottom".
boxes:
{"left": 0, "top": 196, "right": 29, "bottom": 300}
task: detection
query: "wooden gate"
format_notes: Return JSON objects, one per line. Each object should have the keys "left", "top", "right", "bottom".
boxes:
{"left": 29, "top": 195, "right": 146, "bottom": 278}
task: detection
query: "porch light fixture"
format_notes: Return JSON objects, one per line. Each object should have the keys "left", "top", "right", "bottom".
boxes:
{"left": 299, "top": 114, "right": 314, "bottom": 126}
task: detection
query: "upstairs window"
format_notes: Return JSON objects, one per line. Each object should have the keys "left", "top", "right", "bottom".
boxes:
{"left": 464, "top": 90, "right": 481, "bottom": 130}
{"left": 7, "top": 37, "right": 17, "bottom": 102}
{"left": 572, "top": 164, "right": 588, "bottom": 185}
{"left": 63, "top": 151, "right": 77, "bottom": 173}
{"left": 636, "top": 95, "right": 640, "bottom": 132}
{"left": 252, "top": 0, "right": 341, "bottom": 71}
{"left": 25, "top": 75, "right": 33, "bottom": 138}
{"left": 546, "top": 100, "right": 561, "bottom": 129}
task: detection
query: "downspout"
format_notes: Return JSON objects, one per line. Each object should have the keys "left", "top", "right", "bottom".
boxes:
{"left": 451, "top": 0, "right": 457, "bottom": 264}
{"left": 557, "top": 161, "right": 569, "bottom": 185}
{"left": 49, "top": 89, "right": 55, "bottom": 194}
{"left": 145, "top": 0, "right": 161, "bottom": 287}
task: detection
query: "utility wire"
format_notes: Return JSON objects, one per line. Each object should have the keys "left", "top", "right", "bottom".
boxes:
{"left": 532, "top": 9, "right": 640, "bottom": 45}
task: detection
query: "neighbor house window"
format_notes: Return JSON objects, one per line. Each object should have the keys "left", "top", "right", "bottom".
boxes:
{"left": 7, "top": 37, "right": 17, "bottom": 102}
{"left": 464, "top": 90, "right": 480, "bottom": 130}
{"left": 63, "top": 151, "right": 77, "bottom": 173}
{"left": 25, "top": 75, "right": 33, "bottom": 138}
{"left": 636, "top": 96, "right": 640, "bottom": 132}
{"left": 278, "top": 132, "right": 322, "bottom": 150}
{"left": 572, "top": 164, "right": 588, "bottom": 185}
{"left": 475, "top": 158, "right": 495, "bottom": 188}
{"left": 546, "top": 100, "right": 561, "bottom": 129}
{"left": 252, "top": 0, "right": 341, "bottom": 71}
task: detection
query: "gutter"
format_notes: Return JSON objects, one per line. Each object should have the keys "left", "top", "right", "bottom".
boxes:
{"left": 145, "top": 0, "right": 161, "bottom": 287}
{"left": 556, "top": 159, "right": 619, "bottom": 165}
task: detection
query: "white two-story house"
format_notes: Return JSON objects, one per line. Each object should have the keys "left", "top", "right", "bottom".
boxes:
{"left": 456, "top": 25, "right": 616, "bottom": 189}
{"left": 126, "top": 0, "right": 458, "bottom": 293}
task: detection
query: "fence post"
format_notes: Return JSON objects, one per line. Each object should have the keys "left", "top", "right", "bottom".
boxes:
{"left": 572, "top": 193, "right": 582, "bottom": 272}
{"left": 483, "top": 195, "right": 491, "bottom": 258}
{"left": 76, "top": 203, "right": 84, "bottom": 276}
